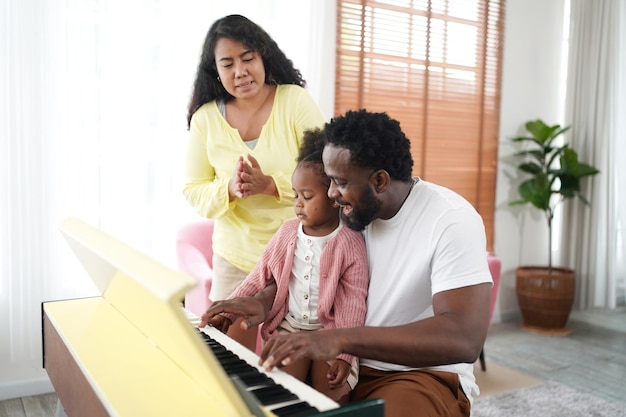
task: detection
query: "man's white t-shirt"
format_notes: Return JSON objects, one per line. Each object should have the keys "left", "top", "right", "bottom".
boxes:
{"left": 362, "top": 179, "right": 493, "bottom": 402}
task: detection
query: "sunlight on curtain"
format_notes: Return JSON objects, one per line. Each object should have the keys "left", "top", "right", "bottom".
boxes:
{"left": 0, "top": 0, "right": 330, "bottom": 398}
{"left": 562, "top": 0, "right": 626, "bottom": 309}
{"left": 615, "top": 0, "right": 626, "bottom": 304}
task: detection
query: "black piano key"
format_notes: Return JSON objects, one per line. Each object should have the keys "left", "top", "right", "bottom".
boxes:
{"left": 270, "top": 401, "right": 320, "bottom": 417}
{"left": 224, "top": 363, "right": 258, "bottom": 376}
{"left": 219, "top": 357, "right": 250, "bottom": 368}
{"left": 221, "top": 365, "right": 269, "bottom": 383}
{"left": 249, "top": 385, "right": 299, "bottom": 405}
{"left": 228, "top": 369, "right": 272, "bottom": 386}
{"left": 211, "top": 347, "right": 235, "bottom": 356}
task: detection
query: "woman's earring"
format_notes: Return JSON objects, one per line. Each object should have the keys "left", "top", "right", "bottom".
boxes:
{"left": 217, "top": 76, "right": 221, "bottom": 82}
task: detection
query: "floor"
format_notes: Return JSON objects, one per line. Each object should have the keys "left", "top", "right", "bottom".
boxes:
{"left": 479, "top": 307, "right": 626, "bottom": 407}
{"left": 0, "top": 394, "right": 58, "bottom": 417}
{"left": 2, "top": 307, "right": 625, "bottom": 417}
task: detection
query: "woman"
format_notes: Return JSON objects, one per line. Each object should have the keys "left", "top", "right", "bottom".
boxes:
{"left": 184, "top": 14, "right": 325, "bottom": 351}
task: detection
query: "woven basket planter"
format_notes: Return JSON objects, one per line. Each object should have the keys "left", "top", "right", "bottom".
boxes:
{"left": 515, "top": 266, "right": 575, "bottom": 336}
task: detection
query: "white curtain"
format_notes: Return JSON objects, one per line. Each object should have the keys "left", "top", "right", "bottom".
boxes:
{"left": 0, "top": 0, "right": 334, "bottom": 400}
{"left": 562, "top": 0, "right": 626, "bottom": 309}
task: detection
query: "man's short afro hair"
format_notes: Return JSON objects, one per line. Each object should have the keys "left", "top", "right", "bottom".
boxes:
{"left": 324, "top": 109, "right": 414, "bottom": 181}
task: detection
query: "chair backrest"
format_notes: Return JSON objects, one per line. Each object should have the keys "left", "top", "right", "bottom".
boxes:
{"left": 176, "top": 219, "right": 215, "bottom": 269}
{"left": 487, "top": 255, "right": 501, "bottom": 323}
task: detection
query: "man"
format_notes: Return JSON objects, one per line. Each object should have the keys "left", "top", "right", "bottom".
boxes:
{"left": 201, "top": 109, "right": 493, "bottom": 416}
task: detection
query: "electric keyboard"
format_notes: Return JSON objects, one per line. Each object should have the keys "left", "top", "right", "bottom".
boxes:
{"left": 44, "top": 217, "right": 384, "bottom": 417}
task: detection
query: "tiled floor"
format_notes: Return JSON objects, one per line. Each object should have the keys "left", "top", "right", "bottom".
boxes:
{"left": 2, "top": 307, "right": 625, "bottom": 417}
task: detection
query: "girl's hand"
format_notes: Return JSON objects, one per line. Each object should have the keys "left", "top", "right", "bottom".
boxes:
{"left": 327, "top": 359, "right": 350, "bottom": 389}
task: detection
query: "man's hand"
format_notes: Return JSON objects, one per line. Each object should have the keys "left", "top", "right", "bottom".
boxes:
{"left": 199, "top": 297, "right": 266, "bottom": 330}
{"left": 198, "top": 282, "right": 277, "bottom": 330}
{"left": 200, "top": 313, "right": 232, "bottom": 333}
{"left": 259, "top": 329, "right": 344, "bottom": 371}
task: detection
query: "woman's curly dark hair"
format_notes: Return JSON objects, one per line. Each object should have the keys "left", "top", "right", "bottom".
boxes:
{"left": 324, "top": 109, "right": 414, "bottom": 181}
{"left": 186, "top": 14, "right": 306, "bottom": 128}
{"left": 296, "top": 127, "right": 328, "bottom": 183}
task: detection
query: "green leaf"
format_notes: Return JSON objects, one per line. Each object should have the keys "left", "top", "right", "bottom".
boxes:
{"left": 575, "top": 162, "right": 600, "bottom": 177}
{"left": 519, "top": 162, "right": 542, "bottom": 174}
{"left": 560, "top": 147, "right": 579, "bottom": 173}
{"left": 511, "top": 136, "right": 536, "bottom": 143}
{"left": 518, "top": 176, "right": 550, "bottom": 210}
{"left": 526, "top": 119, "right": 561, "bottom": 145}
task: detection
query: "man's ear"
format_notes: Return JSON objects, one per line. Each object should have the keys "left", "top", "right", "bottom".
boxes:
{"left": 371, "top": 169, "right": 390, "bottom": 193}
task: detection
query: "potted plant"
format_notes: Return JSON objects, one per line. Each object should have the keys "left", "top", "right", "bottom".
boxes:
{"left": 509, "top": 119, "right": 599, "bottom": 335}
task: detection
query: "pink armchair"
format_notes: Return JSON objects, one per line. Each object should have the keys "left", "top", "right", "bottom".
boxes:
{"left": 176, "top": 218, "right": 263, "bottom": 354}
{"left": 479, "top": 254, "right": 501, "bottom": 371}
{"left": 176, "top": 218, "right": 215, "bottom": 318}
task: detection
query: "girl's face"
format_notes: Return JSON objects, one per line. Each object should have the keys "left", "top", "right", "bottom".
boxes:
{"left": 292, "top": 164, "right": 339, "bottom": 236}
{"left": 214, "top": 37, "right": 266, "bottom": 100}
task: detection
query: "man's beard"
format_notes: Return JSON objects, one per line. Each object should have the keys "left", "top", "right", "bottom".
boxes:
{"left": 340, "top": 187, "right": 382, "bottom": 231}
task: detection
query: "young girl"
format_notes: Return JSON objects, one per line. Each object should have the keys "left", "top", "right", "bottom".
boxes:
{"left": 204, "top": 128, "right": 368, "bottom": 403}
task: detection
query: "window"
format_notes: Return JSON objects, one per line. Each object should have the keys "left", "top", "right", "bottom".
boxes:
{"left": 335, "top": 0, "right": 505, "bottom": 250}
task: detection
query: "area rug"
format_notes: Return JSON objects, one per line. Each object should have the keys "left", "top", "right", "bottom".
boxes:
{"left": 471, "top": 381, "right": 626, "bottom": 417}
{"left": 473, "top": 361, "right": 541, "bottom": 398}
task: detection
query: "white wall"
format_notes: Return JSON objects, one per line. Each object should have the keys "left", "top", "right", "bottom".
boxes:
{"left": 494, "top": 0, "right": 568, "bottom": 321}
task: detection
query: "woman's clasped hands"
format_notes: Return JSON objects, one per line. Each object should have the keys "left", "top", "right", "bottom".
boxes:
{"left": 229, "top": 154, "right": 277, "bottom": 200}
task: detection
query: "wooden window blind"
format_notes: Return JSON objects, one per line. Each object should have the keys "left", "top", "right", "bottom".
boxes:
{"left": 335, "top": 0, "right": 505, "bottom": 251}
